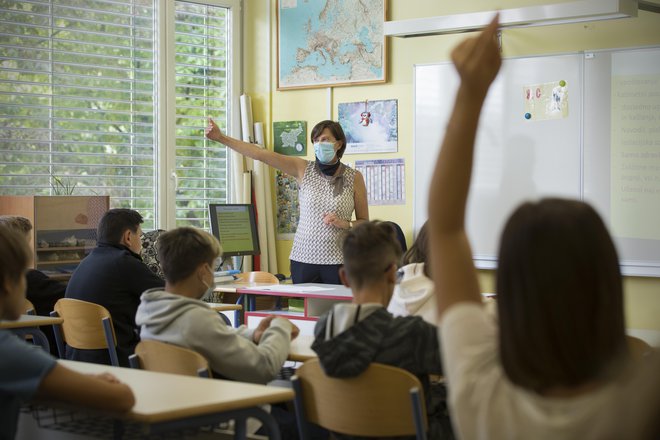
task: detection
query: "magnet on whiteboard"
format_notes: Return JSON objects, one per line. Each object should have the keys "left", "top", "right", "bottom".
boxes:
{"left": 559, "top": 80, "right": 566, "bottom": 87}
{"left": 524, "top": 113, "right": 532, "bottom": 120}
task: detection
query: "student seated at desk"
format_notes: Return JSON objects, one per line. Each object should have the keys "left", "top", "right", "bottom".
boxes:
{"left": 387, "top": 220, "right": 437, "bottom": 325}
{"left": 65, "top": 209, "right": 165, "bottom": 366}
{"left": 136, "top": 227, "right": 299, "bottom": 384}
{"left": 312, "top": 221, "right": 451, "bottom": 440}
{"left": 0, "top": 215, "right": 66, "bottom": 356}
{"left": 429, "top": 15, "right": 637, "bottom": 440}
{"left": 0, "top": 225, "right": 135, "bottom": 440}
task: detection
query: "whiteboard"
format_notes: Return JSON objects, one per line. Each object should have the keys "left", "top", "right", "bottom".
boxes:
{"left": 414, "top": 47, "right": 660, "bottom": 276}
{"left": 414, "top": 54, "right": 583, "bottom": 268}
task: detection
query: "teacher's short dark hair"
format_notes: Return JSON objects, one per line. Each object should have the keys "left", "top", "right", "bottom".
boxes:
{"left": 98, "top": 209, "right": 143, "bottom": 245}
{"left": 311, "top": 120, "right": 347, "bottom": 159}
{"left": 496, "top": 198, "right": 627, "bottom": 393}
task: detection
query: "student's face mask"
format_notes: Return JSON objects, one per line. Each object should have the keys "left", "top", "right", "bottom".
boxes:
{"left": 314, "top": 141, "right": 337, "bottom": 164}
{"left": 200, "top": 265, "right": 215, "bottom": 301}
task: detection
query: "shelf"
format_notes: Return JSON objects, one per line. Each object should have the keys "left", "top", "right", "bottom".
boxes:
{"left": 37, "top": 246, "right": 93, "bottom": 252}
{"left": 37, "top": 260, "right": 82, "bottom": 265}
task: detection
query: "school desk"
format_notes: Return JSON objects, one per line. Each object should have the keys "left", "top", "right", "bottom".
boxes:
{"left": 0, "top": 314, "right": 63, "bottom": 352}
{"left": 288, "top": 334, "right": 316, "bottom": 362}
{"left": 23, "top": 359, "right": 294, "bottom": 440}
{"left": 239, "top": 283, "right": 353, "bottom": 336}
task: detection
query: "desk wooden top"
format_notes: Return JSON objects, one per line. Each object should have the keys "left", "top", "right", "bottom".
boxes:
{"left": 288, "top": 334, "right": 316, "bottom": 362}
{"left": 59, "top": 360, "right": 294, "bottom": 424}
{"left": 238, "top": 283, "right": 353, "bottom": 300}
{"left": 0, "top": 314, "right": 63, "bottom": 329}
{"left": 205, "top": 302, "right": 243, "bottom": 312}
{"left": 213, "top": 281, "right": 274, "bottom": 293}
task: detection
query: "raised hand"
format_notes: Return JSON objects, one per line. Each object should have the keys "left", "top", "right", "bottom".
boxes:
{"left": 451, "top": 14, "right": 501, "bottom": 98}
{"left": 205, "top": 117, "right": 223, "bottom": 142}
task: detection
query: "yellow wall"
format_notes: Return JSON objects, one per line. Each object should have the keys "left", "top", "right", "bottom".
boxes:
{"left": 244, "top": 0, "right": 660, "bottom": 331}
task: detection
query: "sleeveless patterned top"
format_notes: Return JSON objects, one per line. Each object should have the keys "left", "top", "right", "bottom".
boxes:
{"left": 290, "top": 161, "right": 356, "bottom": 265}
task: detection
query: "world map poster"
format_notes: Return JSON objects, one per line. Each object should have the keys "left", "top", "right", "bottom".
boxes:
{"left": 277, "top": 0, "right": 386, "bottom": 89}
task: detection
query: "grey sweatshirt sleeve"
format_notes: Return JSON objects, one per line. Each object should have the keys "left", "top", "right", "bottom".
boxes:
{"left": 185, "top": 311, "right": 292, "bottom": 384}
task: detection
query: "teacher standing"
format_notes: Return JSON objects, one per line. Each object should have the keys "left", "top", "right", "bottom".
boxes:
{"left": 205, "top": 118, "right": 369, "bottom": 284}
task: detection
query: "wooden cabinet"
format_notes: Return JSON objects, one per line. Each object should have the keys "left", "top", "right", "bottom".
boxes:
{"left": 0, "top": 196, "right": 109, "bottom": 275}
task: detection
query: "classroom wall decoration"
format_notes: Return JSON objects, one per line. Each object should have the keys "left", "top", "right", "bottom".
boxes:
{"left": 273, "top": 121, "right": 307, "bottom": 156}
{"left": 277, "top": 0, "right": 386, "bottom": 90}
{"left": 275, "top": 170, "right": 299, "bottom": 239}
{"left": 339, "top": 99, "right": 398, "bottom": 154}
{"left": 355, "top": 158, "right": 405, "bottom": 205}
{"left": 414, "top": 46, "right": 660, "bottom": 276}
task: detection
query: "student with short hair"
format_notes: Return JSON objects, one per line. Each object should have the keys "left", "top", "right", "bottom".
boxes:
{"left": 0, "top": 226, "right": 134, "bottom": 440}
{"left": 428, "top": 15, "right": 632, "bottom": 439}
{"left": 65, "top": 208, "right": 165, "bottom": 366}
{"left": 312, "top": 221, "right": 449, "bottom": 439}
{"left": 0, "top": 215, "right": 66, "bottom": 356}
{"left": 136, "top": 226, "right": 298, "bottom": 384}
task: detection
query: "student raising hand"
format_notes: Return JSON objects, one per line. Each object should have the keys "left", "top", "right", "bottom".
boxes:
{"left": 428, "top": 14, "right": 501, "bottom": 317}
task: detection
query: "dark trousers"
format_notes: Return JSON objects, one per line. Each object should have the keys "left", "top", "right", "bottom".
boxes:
{"left": 290, "top": 260, "right": 342, "bottom": 284}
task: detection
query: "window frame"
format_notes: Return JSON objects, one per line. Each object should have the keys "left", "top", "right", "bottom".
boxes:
{"left": 159, "top": 0, "right": 242, "bottom": 229}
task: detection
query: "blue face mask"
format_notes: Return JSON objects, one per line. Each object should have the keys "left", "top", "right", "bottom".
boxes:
{"left": 314, "top": 141, "right": 337, "bottom": 164}
{"left": 201, "top": 265, "right": 215, "bottom": 301}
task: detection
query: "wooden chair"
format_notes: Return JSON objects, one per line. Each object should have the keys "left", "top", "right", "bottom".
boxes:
{"left": 627, "top": 335, "right": 653, "bottom": 360}
{"left": 235, "top": 271, "right": 281, "bottom": 312}
{"left": 50, "top": 298, "right": 119, "bottom": 366}
{"left": 24, "top": 298, "right": 35, "bottom": 315}
{"left": 292, "top": 359, "right": 428, "bottom": 440}
{"left": 129, "top": 340, "right": 211, "bottom": 378}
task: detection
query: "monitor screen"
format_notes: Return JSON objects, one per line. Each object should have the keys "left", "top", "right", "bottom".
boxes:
{"left": 208, "top": 204, "right": 261, "bottom": 257}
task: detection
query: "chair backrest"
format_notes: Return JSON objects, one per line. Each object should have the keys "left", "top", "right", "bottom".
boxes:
{"left": 52, "top": 298, "right": 119, "bottom": 365}
{"left": 131, "top": 340, "right": 211, "bottom": 378}
{"left": 292, "top": 359, "right": 428, "bottom": 439}
{"left": 627, "top": 335, "right": 653, "bottom": 360}
{"left": 236, "top": 272, "right": 280, "bottom": 311}
{"left": 24, "top": 298, "right": 35, "bottom": 315}
{"left": 236, "top": 271, "right": 279, "bottom": 284}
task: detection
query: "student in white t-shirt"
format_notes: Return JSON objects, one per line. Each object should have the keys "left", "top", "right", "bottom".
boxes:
{"left": 427, "top": 14, "right": 633, "bottom": 440}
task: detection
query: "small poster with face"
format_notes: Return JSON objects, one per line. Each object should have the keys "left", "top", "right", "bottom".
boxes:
{"left": 338, "top": 99, "right": 398, "bottom": 154}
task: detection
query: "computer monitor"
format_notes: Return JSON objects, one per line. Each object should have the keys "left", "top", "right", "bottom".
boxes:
{"left": 208, "top": 204, "right": 261, "bottom": 257}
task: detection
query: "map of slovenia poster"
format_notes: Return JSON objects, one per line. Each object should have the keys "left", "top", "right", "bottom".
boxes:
{"left": 274, "top": 121, "right": 307, "bottom": 156}
{"left": 277, "top": 0, "right": 386, "bottom": 89}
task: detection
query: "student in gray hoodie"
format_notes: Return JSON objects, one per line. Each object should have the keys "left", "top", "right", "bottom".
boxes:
{"left": 135, "top": 227, "right": 298, "bottom": 384}
{"left": 312, "top": 221, "right": 451, "bottom": 440}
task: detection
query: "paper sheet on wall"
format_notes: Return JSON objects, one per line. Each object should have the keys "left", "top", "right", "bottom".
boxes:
{"left": 354, "top": 158, "right": 405, "bottom": 205}
{"left": 523, "top": 80, "right": 569, "bottom": 121}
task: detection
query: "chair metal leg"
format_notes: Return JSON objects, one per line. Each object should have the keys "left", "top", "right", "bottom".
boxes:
{"left": 102, "top": 317, "right": 120, "bottom": 366}
{"left": 128, "top": 354, "right": 140, "bottom": 369}
{"left": 291, "top": 377, "right": 311, "bottom": 440}
{"left": 410, "top": 387, "right": 428, "bottom": 440}
{"left": 49, "top": 311, "right": 65, "bottom": 358}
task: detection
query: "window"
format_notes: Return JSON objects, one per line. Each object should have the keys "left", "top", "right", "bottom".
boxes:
{"left": 0, "top": 0, "right": 240, "bottom": 230}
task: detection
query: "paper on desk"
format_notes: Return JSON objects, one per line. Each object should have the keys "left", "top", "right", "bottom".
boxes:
{"left": 253, "top": 285, "right": 332, "bottom": 292}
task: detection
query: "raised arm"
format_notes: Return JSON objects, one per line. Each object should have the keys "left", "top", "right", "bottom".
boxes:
{"left": 429, "top": 15, "right": 501, "bottom": 318}
{"left": 37, "top": 364, "right": 135, "bottom": 412}
{"left": 205, "top": 118, "right": 307, "bottom": 180}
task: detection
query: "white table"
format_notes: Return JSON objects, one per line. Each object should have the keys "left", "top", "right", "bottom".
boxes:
{"left": 23, "top": 360, "right": 294, "bottom": 440}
